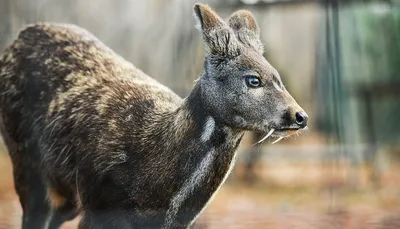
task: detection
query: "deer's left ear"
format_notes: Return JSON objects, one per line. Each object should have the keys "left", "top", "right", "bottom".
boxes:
{"left": 228, "top": 10, "right": 263, "bottom": 54}
{"left": 193, "top": 3, "right": 241, "bottom": 57}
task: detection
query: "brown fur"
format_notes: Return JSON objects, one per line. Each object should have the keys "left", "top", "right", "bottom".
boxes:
{"left": 47, "top": 188, "right": 67, "bottom": 209}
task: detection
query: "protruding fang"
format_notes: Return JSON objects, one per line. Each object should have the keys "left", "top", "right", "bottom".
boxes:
{"left": 253, "top": 128, "right": 275, "bottom": 145}
{"left": 272, "top": 137, "right": 284, "bottom": 144}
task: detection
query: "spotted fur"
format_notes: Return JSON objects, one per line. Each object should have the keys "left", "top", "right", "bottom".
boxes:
{"left": 0, "top": 3, "right": 306, "bottom": 229}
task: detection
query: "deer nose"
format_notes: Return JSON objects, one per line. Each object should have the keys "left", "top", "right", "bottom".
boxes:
{"left": 295, "top": 111, "right": 308, "bottom": 128}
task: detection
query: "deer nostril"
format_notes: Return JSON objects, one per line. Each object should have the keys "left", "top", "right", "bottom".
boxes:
{"left": 295, "top": 111, "right": 308, "bottom": 128}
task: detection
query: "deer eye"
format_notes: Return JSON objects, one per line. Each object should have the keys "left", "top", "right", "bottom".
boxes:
{"left": 245, "top": 76, "right": 262, "bottom": 88}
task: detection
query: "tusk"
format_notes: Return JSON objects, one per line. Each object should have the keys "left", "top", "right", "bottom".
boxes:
{"left": 272, "top": 136, "right": 284, "bottom": 144}
{"left": 253, "top": 128, "right": 275, "bottom": 145}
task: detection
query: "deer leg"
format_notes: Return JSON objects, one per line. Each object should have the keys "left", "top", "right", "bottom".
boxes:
{"left": 11, "top": 158, "right": 51, "bottom": 229}
{"left": 0, "top": 124, "right": 50, "bottom": 228}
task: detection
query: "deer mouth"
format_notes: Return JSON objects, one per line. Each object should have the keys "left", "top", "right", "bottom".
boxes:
{"left": 274, "top": 127, "right": 300, "bottom": 135}
{"left": 253, "top": 127, "right": 302, "bottom": 145}
{"left": 273, "top": 128, "right": 300, "bottom": 137}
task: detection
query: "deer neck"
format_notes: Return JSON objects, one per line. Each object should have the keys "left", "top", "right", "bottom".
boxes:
{"left": 155, "top": 81, "right": 244, "bottom": 228}
{"left": 173, "top": 81, "right": 243, "bottom": 153}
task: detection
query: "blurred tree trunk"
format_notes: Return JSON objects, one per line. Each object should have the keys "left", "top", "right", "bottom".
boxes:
{"left": 0, "top": 0, "right": 12, "bottom": 51}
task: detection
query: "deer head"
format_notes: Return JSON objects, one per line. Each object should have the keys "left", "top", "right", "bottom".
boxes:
{"left": 193, "top": 4, "right": 308, "bottom": 143}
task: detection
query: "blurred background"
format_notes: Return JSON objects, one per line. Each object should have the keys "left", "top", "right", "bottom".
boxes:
{"left": 1, "top": 0, "right": 400, "bottom": 228}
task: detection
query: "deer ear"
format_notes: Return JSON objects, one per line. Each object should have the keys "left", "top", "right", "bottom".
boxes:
{"left": 228, "top": 10, "right": 260, "bottom": 36}
{"left": 193, "top": 3, "right": 225, "bottom": 32}
{"left": 228, "top": 10, "right": 263, "bottom": 54}
{"left": 193, "top": 3, "right": 240, "bottom": 56}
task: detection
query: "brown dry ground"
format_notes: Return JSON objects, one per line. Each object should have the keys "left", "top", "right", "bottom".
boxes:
{"left": 1, "top": 150, "right": 400, "bottom": 229}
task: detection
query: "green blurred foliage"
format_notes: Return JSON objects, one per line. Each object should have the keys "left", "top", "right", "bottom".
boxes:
{"left": 316, "top": 2, "right": 400, "bottom": 146}
{"left": 357, "top": 5, "right": 400, "bottom": 144}
{"left": 362, "top": 6, "right": 400, "bottom": 83}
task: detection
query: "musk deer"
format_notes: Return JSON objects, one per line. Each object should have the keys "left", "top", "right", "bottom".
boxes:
{"left": 0, "top": 3, "right": 308, "bottom": 229}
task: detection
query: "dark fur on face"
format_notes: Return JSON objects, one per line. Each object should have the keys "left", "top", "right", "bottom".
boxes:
{"left": 194, "top": 4, "right": 306, "bottom": 136}
{"left": 0, "top": 3, "right": 306, "bottom": 229}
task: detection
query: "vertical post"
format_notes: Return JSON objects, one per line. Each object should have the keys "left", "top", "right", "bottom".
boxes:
{"left": 322, "top": 0, "right": 347, "bottom": 211}
{"left": 362, "top": 90, "right": 379, "bottom": 187}
{"left": 0, "top": 0, "right": 12, "bottom": 51}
